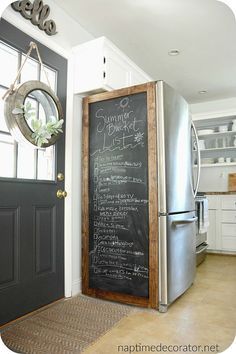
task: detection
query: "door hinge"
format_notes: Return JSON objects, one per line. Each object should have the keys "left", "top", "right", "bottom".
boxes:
{"left": 103, "top": 71, "right": 106, "bottom": 78}
{"left": 103, "top": 56, "right": 106, "bottom": 64}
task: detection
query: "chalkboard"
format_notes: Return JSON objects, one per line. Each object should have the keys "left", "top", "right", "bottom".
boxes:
{"left": 88, "top": 92, "right": 149, "bottom": 297}
{"left": 82, "top": 83, "right": 158, "bottom": 308}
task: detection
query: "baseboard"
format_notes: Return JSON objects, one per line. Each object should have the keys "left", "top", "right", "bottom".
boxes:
{"left": 72, "top": 278, "right": 82, "bottom": 296}
{"left": 207, "top": 250, "right": 236, "bottom": 256}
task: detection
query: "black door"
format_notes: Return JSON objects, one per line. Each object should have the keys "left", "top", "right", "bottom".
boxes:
{"left": 0, "top": 19, "right": 67, "bottom": 326}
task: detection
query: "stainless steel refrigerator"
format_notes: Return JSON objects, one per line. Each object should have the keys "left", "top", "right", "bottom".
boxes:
{"left": 156, "top": 81, "right": 200, "bottom": 312}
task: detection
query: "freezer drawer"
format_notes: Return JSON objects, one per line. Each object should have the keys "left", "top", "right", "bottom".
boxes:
{"left": 159, "top": 211, "right": 196, "bottom": 309}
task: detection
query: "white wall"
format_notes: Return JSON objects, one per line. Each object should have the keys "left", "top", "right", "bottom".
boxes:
{"left": 194, "top": 165, "right": 236, "bottom": 192}
{"left": 0, "top": 0, "right": 94, "bottom": 297}
{"left": 191, "top": 98, "right": 236, "bottom": 192}
{"left": 191, "top": 97, "right": 236, "bottom": 120}
{"left": 2, "top": 0, "right": 93, "bottom": 58}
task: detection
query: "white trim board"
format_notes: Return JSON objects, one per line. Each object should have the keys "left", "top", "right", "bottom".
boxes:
{"left": 72, "top": 279, "right": 82, "bottom": 296}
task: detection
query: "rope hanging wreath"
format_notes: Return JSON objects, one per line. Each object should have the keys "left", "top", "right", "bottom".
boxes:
{"left": 2, "top": 42, "right": 64, "bottom": 148}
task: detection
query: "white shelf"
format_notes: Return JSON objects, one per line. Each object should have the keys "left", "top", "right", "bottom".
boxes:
{"left": 195, "top": 117, "right": 236, "bottom": 171}
{"left": 194, "top": 162, "right": 236, "bottom": 168}
{"left": 200, "top": 147, "right": 236, "bottom": 153}
{"left": 198, "top": 130, "right": 236, "bottom": 138}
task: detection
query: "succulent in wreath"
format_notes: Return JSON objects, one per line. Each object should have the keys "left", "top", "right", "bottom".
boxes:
{"left": 12, "top": 101, "right": 63, "bottom": 147}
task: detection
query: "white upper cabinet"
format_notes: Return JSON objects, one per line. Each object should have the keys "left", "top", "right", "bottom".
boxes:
{"left": 72, "top": 37, "right": 153, "bottom": 95}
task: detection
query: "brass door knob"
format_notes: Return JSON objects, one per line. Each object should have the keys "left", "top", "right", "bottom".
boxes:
{"left": 57, "top": 173, "right": 64, "bottom": 181}
{"left": 57, "top": 189, "right": 67, "bottom": 199}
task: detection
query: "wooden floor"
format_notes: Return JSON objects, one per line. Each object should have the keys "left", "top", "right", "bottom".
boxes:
{"left": 83, "top": 254, "right": 236, "bottom": 354}
{"left": 1, "top": 254, "right": 235, "bottom": 353}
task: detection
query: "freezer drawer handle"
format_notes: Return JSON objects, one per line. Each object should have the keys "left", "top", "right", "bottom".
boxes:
{"left": 196, "top": 244, "right": 208, "bottom": 254}
{"left": 173, "top": 216, "right": 198, "bottom": 226}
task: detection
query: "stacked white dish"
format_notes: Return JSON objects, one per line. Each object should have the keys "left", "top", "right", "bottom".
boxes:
{"left": 198, "top": 129, "right": 214, "bottom": 136}
{"left": 218, "top": 125, "right": 228, "bottom": 132}
{"left": 218, "top": 157, "right": 225, "bottom": 163}
{"left": 201, "top": 158, "right": 215, "bottom": 164}
{"left": 198, "top": 140, "right": 205, "bottom": 150}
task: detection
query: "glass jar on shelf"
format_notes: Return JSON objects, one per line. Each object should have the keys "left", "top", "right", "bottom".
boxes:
{"left": 216, "top": 137, "right": 227, "bottom": 148}
{"left": 233, "top": 135, "right": 236, "bottom": 147}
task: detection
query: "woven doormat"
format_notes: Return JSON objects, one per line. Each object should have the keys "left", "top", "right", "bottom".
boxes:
{"left": 1, "top": 295, "right": 135, "bottom": 353}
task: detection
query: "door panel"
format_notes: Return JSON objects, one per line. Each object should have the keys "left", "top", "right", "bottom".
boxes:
{"left": 0, "top": 181, "right": 64, "bottom": 325}
{"left": 0, "top": 208, "right": 19, "bottom": 288}
{"left": 0, "top": 19, "right": 67, "bottom": 326}
{"left": 35, "top": 206, "right": 56, "bottom": 275}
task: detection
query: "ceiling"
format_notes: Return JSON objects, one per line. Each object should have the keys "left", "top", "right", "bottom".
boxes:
{"left": 55, "top": 0, "right": 236, "bottom": 103}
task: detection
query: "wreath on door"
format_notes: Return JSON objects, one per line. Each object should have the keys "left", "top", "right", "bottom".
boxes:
{"left": 2, "top": 42, "right": 64, "bottom": 148}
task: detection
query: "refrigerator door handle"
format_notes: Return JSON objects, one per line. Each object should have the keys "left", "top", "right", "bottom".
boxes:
{"left": 192, "top": 121, "right": 201, "bottom": 198}
{"left": 173, "top": 216, "right": 198, "bottom": 225}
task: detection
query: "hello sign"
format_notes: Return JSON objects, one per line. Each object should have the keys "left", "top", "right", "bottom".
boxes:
{"left": 11, "top": 0, "right": 57, "bottom": 36}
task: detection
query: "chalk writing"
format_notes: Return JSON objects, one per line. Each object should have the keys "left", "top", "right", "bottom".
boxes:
{"left": 89, "top": 92, "right": 149, "bottom": 297}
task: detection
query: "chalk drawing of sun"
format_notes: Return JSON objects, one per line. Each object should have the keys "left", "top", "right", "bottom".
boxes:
{"left": 115, "top": 96, "right": 131, "bottom": 111}
{"left": 134, "top": 132, "right": 144, "bottom": 143}
{"left": 119, "top": 97, "right": 129, "bottom": 109}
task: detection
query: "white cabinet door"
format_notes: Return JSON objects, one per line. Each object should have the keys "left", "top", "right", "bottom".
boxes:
{"left": 221, "top": 223, "right": 236, "bottom": 251}
{"left": 207, "top": 209, "right": 217, "bottom": 250}
{"left": 220, "top": 196, "right": 236, "bottom": 252}
{"left": 207, "top": 195, "right": 219, "bottom": 210}
{"left": 73, "top": 38, "right": 104, "bottom": 95}
{"left": 221, "top": 196, "right": 236, "bottom": 210}
{"left": 221, "top": 210, "right": 236, "bottom": 223}
{"left": 73, "top": 37, "right": 152, "bottom": 95}
{"left": 104, "top": 54, "right": 130, "bottom": 90}
{"left": 206, "top": 195, "right": 236, "bottom": 253}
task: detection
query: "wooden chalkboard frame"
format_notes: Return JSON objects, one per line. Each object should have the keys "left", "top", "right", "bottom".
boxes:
{"left": 82, "top": 82, "right": 158, "bottom": 309}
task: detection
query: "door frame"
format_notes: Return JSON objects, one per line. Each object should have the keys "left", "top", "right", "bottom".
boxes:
{"left": 82, "top": 83, "right": 158, "bottom": 308}
{"left": 0, "top": 2, "right": 73, "bottom": 298}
